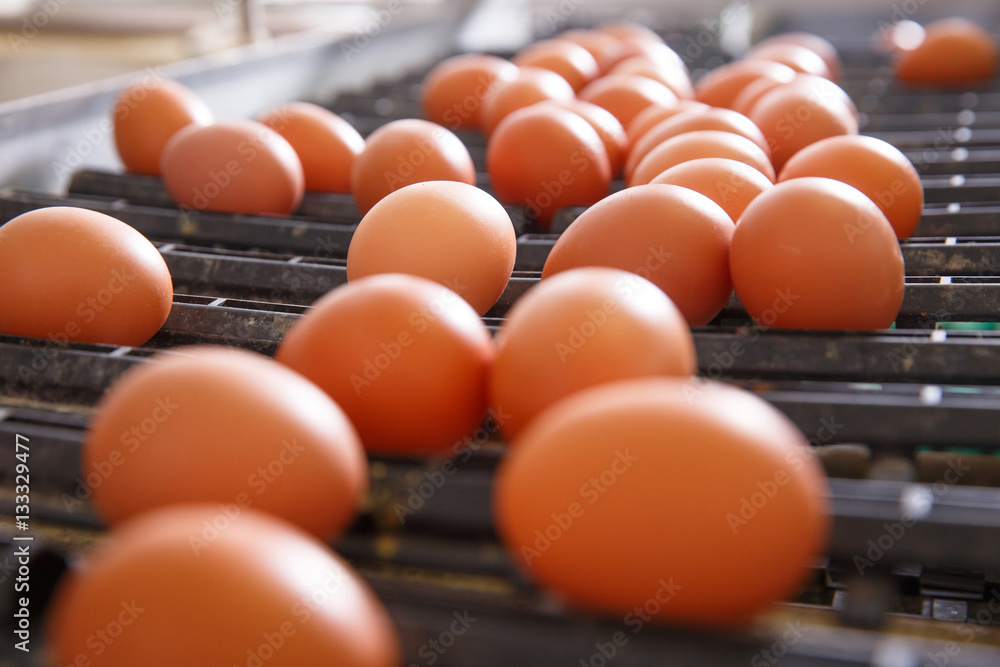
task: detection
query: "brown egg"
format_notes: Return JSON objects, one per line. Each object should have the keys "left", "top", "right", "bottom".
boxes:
{"left": 49, "top": 507, "right": 399, "bottom": 667}
{"left": 487, "top": 104, "right": 611, "bottom": 227}
{"left": 598, "top": 22, "right": 665, "bottom": 47}
{"left": 160, "top": 120, "right": 304, "bottom": 215}
{"left": 695, "top": 60, "right": 798, "bottom": 109}
{"left": 258, "top": 102, "right": 364, "bottom": 194}
{"left": 579, "top": 73, "right": 679, "bottom": 129}
{"left": 513, "top": 39, "right": 600, "bottom": 92}
{"left": 651, "top": 157, "right": 773, "bottom": 223}
{"left": 84, "top": 346, "right": 367, "bottom": 540}
{"left": 347, "top": 181, "right": 516, "bottom": 315}
{"left": 540, "top": 99, "right": 629, "bottom": 176}
{"left": 113, "top": 78, "right": 212, "bottom": 175}
{"left": 629, "top": 130, "right": 775, "bottom": 187}
{"left": 490, "top": 267, "right": 695, "bottom": 440}
{"left": 779, "top": 135, "right": 924, "bottom": 240}
{"left": 542, "top": 184, "right": 735, "bottom": 326}
{"left": 0, "top": 207, "right": 172, "bottom": 347}
{"left": 627, "top": 99, "right": 710, "bottom": 145}
{"left": 556, "top": 29, "right": 628, "bottom": 73}
{"left": 895, "top": 18, "right": 999, "bottom": 86}
{"left": 731, "top": 75, "right": 789, "bottom": 117}
{"left": 276, "top": 274, "right": 494, "bottom": 456}
{"left": 751, "top": 32, "right": 842, "bottom": 80}
{"left": 610, "top": 55, "right": 695, "bottom": 100}
{"left": 479, "top": 66, "right": 576, "bottom": 136}
{"left": 749, "top": 82, "right": 858, "bottom": 171}
{"left": 495, "top": 377, "right": 829, "bottom": 626}
{"left": 422, "top": 53, "right": 520, "bottom": 129}
{"left": 625, "top": 107, "right": 769, "bottom": 179}
{"left": 350, "top": 119, "right": 475, "bottom": 214}
{"left": 745, "top": 43, "right": 834, "bottom": 79}
{"left": 731, "top": 178, "right": 905, "bottom": 330}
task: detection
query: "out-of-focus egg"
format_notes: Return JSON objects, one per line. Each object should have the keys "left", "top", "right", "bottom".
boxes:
{"left": 730, "top": 73, "right": 794, "bottom": 116}
{"left": 745, "top": 42, "right": 834, "bottom": 79}
{"left": 479, "top": 66, "right": 576, "bottom": 136}
{"left": 347, "top": 181, "right": 516, "bottom": 315}
{"left": 895, "top": 18, "right": 998, "bottom": 86}
{"left": 0, "top": 207, "right": 172, "bottom": 346}
{"left": 350, "top": 119, "right": 475, "bottom": 214}
{"left": 731, "top": 178, "right": 905, "bottom": 329}
{"left": 542, "top": 184, "right": 734, "bottom": 325}
{"left": 627, "top": 99, "right": 709, "bottom": 145}
{"left": 579, "top": 73, "right": 679, "bottom": 129}
{"left": 258, "top": 102, "right": 364, "bottom": 194}
{"left": 750, "top": 32, "right": 842, "bottom": 80}
{"left": 422, "top": 54, "right": 520, "bottom": 129}
{"left": 84, "top": 346, "right": 367, "bottom": 540}
{"left": 160, "top": 120, "right": 304, "bottom": 215}
{"left": 513, "top": 39, "right": 600, "bottom": 92}
{"left": 610, "top": 55, "right": 695, "bottom": 100}
{"left": 540, "top": 99, "right": 629, "bottom": 176}
{"left": 494, "top": 377, "right": 829, "bottom": 626}
{"left": 695, "top": 60, "right": 797, "bottom": 109}
{"left": 873, "top": 20, "right": 926, "bottom": 54}
{"left": 763, "top": 74, "right": 859, "bottom": 121}
{"left": 629, "top": 130, "right": 775, "bottom": 187}
{"left": 113, "top": 79, "right": 212, "bottom": 176}
{"left": 490, "top": 267, "right": 695, "bottom": 440}
{"left": 651, "top": 157, "right": 773, "bottom": 223}
{"left": 557, "top": 29, "right": 629, "bottom": 73}
{"left": 49, "top": 506, "right": 399, "bottom": 667}
{"left": 487, "top": 105, "right": 611, "bottom": 226}
{"left": 625, "top": 107, "right": 769, "bottom": 179}
{"left": 598, "top": 22, "right": 665, "bottom": 47}
{"left": 779, "top": 135, "right": 923, "bottom": 239}
{"left": 749, "top": 83, "right": 858, "bottom": 171}
{"left": 276, "top": 274, "right": 494, "bottom": 455}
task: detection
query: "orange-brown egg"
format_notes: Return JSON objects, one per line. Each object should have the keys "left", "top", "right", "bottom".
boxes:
{"left": 779, "top": 135, "right": 923, "bottom": 240}
{"left": 745, "top": 42, "right": 834, "bottom": 79}
{"left": 610, "top": 55, "right": 695, "bottom": 100}
{"left": 578, "top": 73, "right": 679, "bottom": 129}
{"left": 487, "top": 104, "right": 611, "bottom": 226}
{"left": 495, "top": 377, "right": 829, "bottom": 626}
{"left": 730, "top": 72, "right": 796, "bottom": 116}
{"left": 258, "top": 102, "right": 364, "bottom": 194}
{"left": 422, "top": 53, "right": 520, "bottom": 129}
{"left": 895, "top": 18, "right": 998, "bottom": 86}
{"left": 347, "top": 181, "right": 516, "bottom": 315}
{"left": 731, "top": 178, "right": 905, "bottom": 329}
{"left": 748, "top": 83, "right": 858, "bottom": 171}
{"left": 350, "top": 119, "right": 475, "bottom": 214}
{"left": 276, "top": 274, "right": 494, "bottom": 456}
{"left": 49, "top": 506, "right": 399, "bottom": 667}
{"left": 84, "top": 346, "right": 367, "bottom": 540}
{"left": 629, "top": 130, "right": 775, "bottom": 187}
{"left": 695, "top": 60, "right": 797, "bottom": 109}
{"left": 160, "top": 120, "right": 304, "bottom": 215}
{"left": 479, "top": 66, "right": 576, "bottom": 136}
{"left": 540, "top": 99, "right": 629, "bottom": 176}
{"left": 490, "top": 267, "right": 695, "bottom": 440}
{"left": 651, "top": 157, "right": 773, "bottom": 223}
{"left": 113, "top": 79, "right": 212, "bottom": 176}
{"left": 627, "top": 99, "right": 710, "bottom": 145}
{"left": 0, "top": 207, "right": 172, "bottom": 346}
{"left": 513, "top": 39, "right": 600, "bottom": 92}
{"left": 625, "top": 107, "right": 769, "bottom": 179}
{"left": 751, "top": 32, "right": 842, "bottom": 80}
{"left": 542, "top": 184, "right": 734, "bottom": 325}
{"left": 556, "top": 29, "right": 628, "bottom": 73}
{"left": 598, "top": 22, "right": 665, "bottom": 47}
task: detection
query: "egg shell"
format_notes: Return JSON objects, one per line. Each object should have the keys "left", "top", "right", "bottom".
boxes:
{"left": 0, "top": 206, "right": 172, "bottom": 346}
{"left": 651, "top": 157, "right": 773, "bottom": 223}
{"left": 346, "top": 181, "right": 517, "bottom": 316}
{"left": 610, "top": 55, "right": 695, "bottom": 100}
{"left": 479, "top": 67, "right": 576, "bottom": 136}
{"left": 48, "top": 506, "right": 399, "bottom": 667}
{"left": 556, "top": 29, "right": 630, "bottom": 73}
{"left": 422, "top": 54, "right": 520, "bottom": 128}
{"left": 113, "top": 79, "right": 213, "bottom": 176}
{"left": 160, "top": 120, "right": 304, "bottom": 215}
{"left": 258, "top": 102, "right": 365, "bottom": 194}
{"left": 513, "top": 39, "right": 601, "bottom": 92}
{"left": 626, "top": 99, "right": 710, "bottom": 146}
{"left": 276, "top": 274, "right": 494, "bottom": 456}
{"left": 895, "top": 18, "right": 999, "bottom": 86}
{"left": 629, "top": 130, "right": 775, "bottom": 187}
{"left": 694, "top": 60, "right": 797, "bottom": 109}
{"left": 490, "top": 267, "right": 695, "bottom": 439}
{"left": 579, "top": 73, "right": 680, "bottom": 130}
{"left": 536, "top": 99, "right": 629, "bottom": 176}
{"left": 745, "top": 42, "right": 834, "bottom": 79}
{"left": 731, "top": 177, "right": 905, "bottom": 330}
{"left": 542, "top": 184, "right": 735, "bottom": 326}
{"left": 84, "top": 346, "right": 367, "bottom": 540}
{"left": 751, "top": 32, "right": 842, "bottom": 80}
{"left": 495, "top": 377, "right": 829, "bottom": 626}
